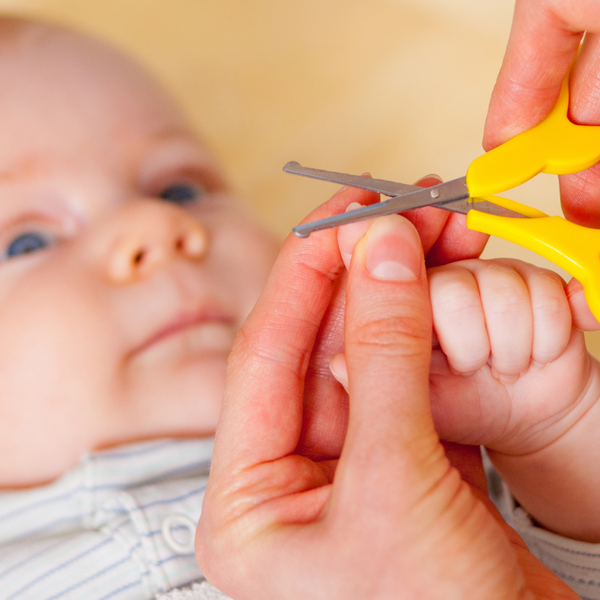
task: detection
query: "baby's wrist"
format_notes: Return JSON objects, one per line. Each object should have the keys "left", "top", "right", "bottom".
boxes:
{"left": 488, "top": 358, "right": 600, "bottom": 541}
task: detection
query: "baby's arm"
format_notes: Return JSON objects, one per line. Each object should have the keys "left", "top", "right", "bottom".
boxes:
{"left": 428, "top": 258, "right": 600, "bottom": 542}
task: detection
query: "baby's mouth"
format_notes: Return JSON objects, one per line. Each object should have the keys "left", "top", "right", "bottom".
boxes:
{"left": 130, "top": 309, "right": 237, "bottom": 363}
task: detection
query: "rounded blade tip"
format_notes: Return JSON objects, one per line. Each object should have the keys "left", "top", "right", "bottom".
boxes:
{"left": 292, "top": 226, "right": 311, "bottom": 238}
{"left": 283, "top": 160, "right": 301, "bottom": 172}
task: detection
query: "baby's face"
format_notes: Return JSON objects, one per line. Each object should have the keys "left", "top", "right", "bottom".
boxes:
{"left": 0, "top": 26, "right": 278, "bottom": 487}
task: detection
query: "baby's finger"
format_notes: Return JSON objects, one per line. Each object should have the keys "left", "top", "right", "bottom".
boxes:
{"left": 567, "top": 278, "right": 600, "bottom": 331}
{"left": 429, "top": 264, "right": 489, "bottom": 374}
{"left": 473, "top": 261, "right": 533, "bottom": 379}
{"left": 424, "top": 212, "right": 489, "bottom": 267}
{"left": 296, "top": 273, "right": 350, "bottom": 460}
{"left": 329, "top": 352, "right": 348, "bottom": 392}
{"left": 337, "top": 203, "right": 372, "bottom": 270}
{"left": 338, "top": 174, "right": 449, "bottom": 269}
{"left": 515, "top": 264, "right": 571, "bottom": 365}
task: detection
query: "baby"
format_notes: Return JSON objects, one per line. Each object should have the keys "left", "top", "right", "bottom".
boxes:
{"left": 0, "top": 15, "right": 278, "bottom": 599}
{"left": 427, "top": 257, "right": 600, "bottom": 596}
{"left": 1, "top": 11, "right": 598, "bottom": 600}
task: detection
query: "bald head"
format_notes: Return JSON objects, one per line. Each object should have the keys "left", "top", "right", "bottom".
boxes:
{"left": 0, "top": 15, "right": 203, "bottom": 188}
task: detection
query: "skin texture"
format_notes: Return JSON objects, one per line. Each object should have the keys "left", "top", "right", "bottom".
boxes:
{"left": 198, "top": 1, "right": 600, "bottom": 592}
{"left": 484, "top": 0, "right": 600, "bottom": 227}
{"left": 335, "top": 201, "right": 600, "bottom": 543}
{"left": 0, "top": 19, "right": 279, "bottom": 487}
{"left": 427, "top": 257, "right": 600, "bottom": 543}
{"left": 196, "top": 185, "right": 577, "bottom": 599}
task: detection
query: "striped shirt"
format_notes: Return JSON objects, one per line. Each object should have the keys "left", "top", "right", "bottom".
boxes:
{"left": 486, "top": 452, "right": 600, "bottom": 600}
{"left": 0, "top": 438, "right": 214, "bottom": 600}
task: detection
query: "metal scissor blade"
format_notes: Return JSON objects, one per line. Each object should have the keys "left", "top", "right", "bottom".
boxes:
{"left": 293, "top": 197, "right": 403, "bottom": 237}
{"left": 292, "top": 176, "right": 470, "bottom": 237}
{"left": 284, "top": 161, "right": 418, "bottom": 196}
{"left": 441, "top": 197, "right": 528, "bottom": 219}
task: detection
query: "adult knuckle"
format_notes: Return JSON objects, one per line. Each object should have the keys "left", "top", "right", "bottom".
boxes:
{"left": 352, "top": 312, "right": 429, "bottom": 353}
{"left": 229, "top": 315, "right": 310, "bottom": 375}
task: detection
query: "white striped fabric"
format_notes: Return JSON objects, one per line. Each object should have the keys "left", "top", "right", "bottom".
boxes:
{"left": 0, "top": 438, "right": 214, "bottom": 600}
{"left": 504, "top": 488, "right": 600, "bottom": 600}
{"left": 487, "top": 458, "right": 600, "bottom": 600}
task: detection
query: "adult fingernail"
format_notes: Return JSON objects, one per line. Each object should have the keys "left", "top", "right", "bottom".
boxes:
{"left": 365, "top": 216, "right": 422, "bottom": 281}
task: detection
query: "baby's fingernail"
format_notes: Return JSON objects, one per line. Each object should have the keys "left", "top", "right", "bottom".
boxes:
{"left": 332, "top": 185, "right": 349, "bottom": 197}
{"left": 448, "top": 365, "right": 476, "bottom": 377}
{"left": 329, "top": 353, "right": 349, "bottom": 392}
{"left": 338, "top": 202, "right": 371, "bottom": 269}
{"left": 491, "top": 365, "right": 520, "bottom": 384}
{"left": 365, "top": 216, "right": 422, "bottom": 281}
{"left": 414, "top": 173, "right": 442, "bottom": 186}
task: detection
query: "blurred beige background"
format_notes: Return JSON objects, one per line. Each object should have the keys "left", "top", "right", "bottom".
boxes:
{"left": 0, "top": 0, "right": 598, "bottom": 354}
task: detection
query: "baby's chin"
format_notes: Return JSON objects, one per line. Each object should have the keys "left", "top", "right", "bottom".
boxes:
{"left": 117, "top": 345, "right": 229, "bottom": 441}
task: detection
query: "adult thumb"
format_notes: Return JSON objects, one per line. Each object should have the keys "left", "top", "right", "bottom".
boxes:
{"left": 337, "top": 215, "right": 442, "bottom": 498}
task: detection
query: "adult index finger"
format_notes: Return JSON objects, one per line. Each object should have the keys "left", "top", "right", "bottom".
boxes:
{"left": 210, "top": 185, "right": 379, "bottom": 476}
{"left": 483, "top": 0, "right": 584, "bottom": 151}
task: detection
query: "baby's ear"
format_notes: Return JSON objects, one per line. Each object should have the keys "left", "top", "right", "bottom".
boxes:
{"left": 567, "top": 278, "right": 600, "bottom": 331}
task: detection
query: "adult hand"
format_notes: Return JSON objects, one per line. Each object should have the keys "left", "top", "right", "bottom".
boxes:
{"left": 196, "top": 187, "right": 576, "bottom": 599}
{"left": 401, "top": 175, "right": 488, "bottom": 266}
{"left": 484, "top": 0, "right": 600, "bottom": 226}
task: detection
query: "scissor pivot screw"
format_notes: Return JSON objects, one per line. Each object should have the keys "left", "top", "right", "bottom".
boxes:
{"left": 430, "top": 189, "right": 440, "bottom": 199}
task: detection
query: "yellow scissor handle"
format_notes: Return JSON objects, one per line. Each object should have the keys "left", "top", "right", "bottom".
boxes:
{"left": 467, "top": 198, "right": 600, "bottom": 322}
{"left": 466, "top": 74, "right": 600, "bottom": 198}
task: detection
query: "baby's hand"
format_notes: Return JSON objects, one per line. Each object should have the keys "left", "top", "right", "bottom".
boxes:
{"left": 429, "top": 258, "right": 600, "bottom": 542}
{"left": 429, "top": 258, "right": 600, "bottom": 456}
{"left": 337, "top": 216, "right": 600, "bottom": 541}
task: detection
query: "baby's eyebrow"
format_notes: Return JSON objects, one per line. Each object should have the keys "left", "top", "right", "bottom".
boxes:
{"left": 148, "top": 126, "right": 196, "bottom": 142}
{"left": 138, "top": 129, "right": 226, "bottom": 188}
{"left": 0, "top": 155, "right": 47, "bottom": 182}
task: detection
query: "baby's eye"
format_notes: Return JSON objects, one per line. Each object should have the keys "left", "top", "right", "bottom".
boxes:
{"left": 5, "top": 232, "right": 53, "bottom": 259}
{"left": 159, "top": 183, "right": 205, "bottom": 205}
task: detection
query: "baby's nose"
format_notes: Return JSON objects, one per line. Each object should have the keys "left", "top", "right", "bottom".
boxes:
{"left": 105, "top": 200, "right": 208, "bottom": 283}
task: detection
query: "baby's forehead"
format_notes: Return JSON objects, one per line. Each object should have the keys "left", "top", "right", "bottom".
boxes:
{"left": 0, "top": 18, "right": 193, "bottom": 172}
{"left": 0, "top": 18, "right": 185, "bottom": 131}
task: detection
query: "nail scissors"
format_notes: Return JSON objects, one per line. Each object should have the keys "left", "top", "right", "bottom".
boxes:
{"left": 284, "top": 73, "right": 600, "bottom": 321}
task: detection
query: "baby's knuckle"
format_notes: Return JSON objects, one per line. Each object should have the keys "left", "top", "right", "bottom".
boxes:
{"left": 486, "top": 286, "right": 526, "bottom": 315}
{"left": 532, "top": 292, "right": 566, "bottom": 320}
{"left": 437, "top": 291, "right": 480, "bottom": 322}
